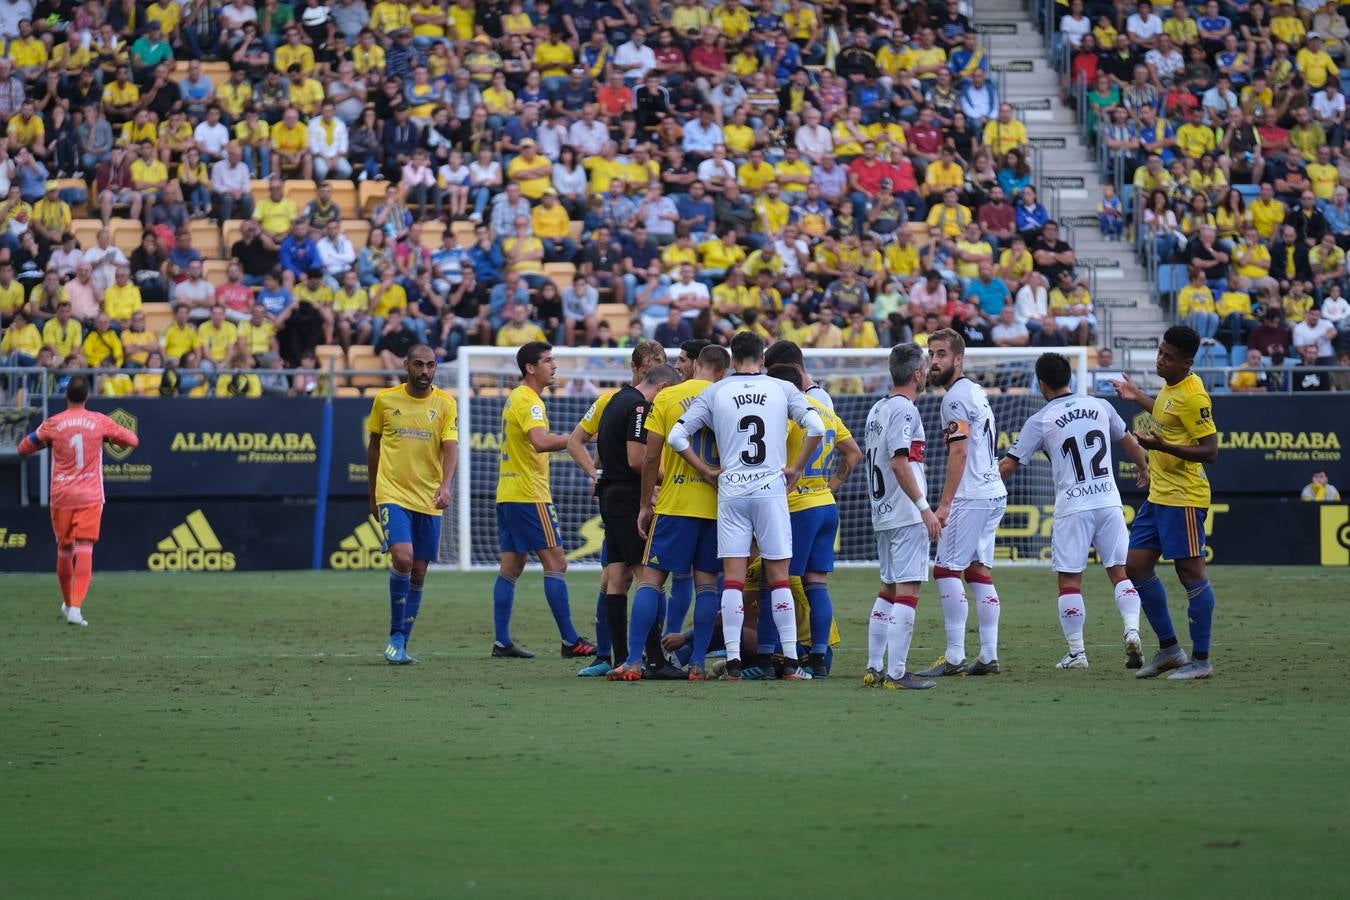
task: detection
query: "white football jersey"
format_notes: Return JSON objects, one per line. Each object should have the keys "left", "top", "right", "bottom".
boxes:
{"left": 1007, "top": 394, "right": 1128, "bottom": 515}
{"left": 675, "top": 372, "right": 820, "bottom": 499}
{"left": 805, "top": 382, "right": 835, "bottom": 412}
{"left": 941, "top": 377, "right": 1008, "bottom": 501}
{"left": 865, "top": 393, "right": 928, "bottom": 530}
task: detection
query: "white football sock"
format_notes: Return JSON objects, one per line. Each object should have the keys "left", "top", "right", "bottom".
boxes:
{"left": 769, "top": 584, "right": 798, "bottom": 660}
{"left": 887, "top": 598, "right": 918, "bottom": 679}
{"left": 867, "top": 596, "right": 893, "bottom": 670}
{"left": 937, "top": 575, "right": 968, "bottom": 664}
{"left": 721, "top": 584, "right": 745, "bottom": 661}
{"left": 1058, "top": 590, "right": 1087, "bottom": 654}
{"left": 971, "top": 578, "right": 1000, "bottom": 663}
{"left": 1114, "top": 579, "right": 1141, "bottom": 633}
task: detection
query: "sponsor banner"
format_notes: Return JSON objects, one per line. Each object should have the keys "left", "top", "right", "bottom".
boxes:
{"left": 1110, "top": 395, "right": 1347, "bottom": 495}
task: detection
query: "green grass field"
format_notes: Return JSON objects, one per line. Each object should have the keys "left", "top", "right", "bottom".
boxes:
{"left": 2, "top": 566, "right": 1347, "bottom": 899}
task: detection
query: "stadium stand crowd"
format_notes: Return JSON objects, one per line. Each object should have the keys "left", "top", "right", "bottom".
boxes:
{"left": 0, "top": 0, "right": 1344, "bottom": 397}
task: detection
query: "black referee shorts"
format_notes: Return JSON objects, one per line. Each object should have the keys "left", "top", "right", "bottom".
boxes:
{"left": 598, "top": 481, "right": 645, "bottom": 567}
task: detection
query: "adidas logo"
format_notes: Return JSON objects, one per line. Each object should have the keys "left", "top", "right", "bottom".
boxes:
{"left": 330, "top": 515, "right": 390, "bottom": 570}
{"left": 148, "top": 510, "right": 237, "bottom": 571}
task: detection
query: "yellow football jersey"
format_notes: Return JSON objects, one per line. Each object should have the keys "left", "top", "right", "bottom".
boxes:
{"left": 497, "top": 384, "right": 553, "bottom": 503}
{"left": 645, "top": 379, "right": 717, "bottom": 520}
{"left": 367, "top": 385, "right": 460, "bottom": 515}
{"left": 787, "top": 397, "right": 852, "bottom": 513}
{"left": 1148, "top": 373, "right": 1215, "bottom": 507}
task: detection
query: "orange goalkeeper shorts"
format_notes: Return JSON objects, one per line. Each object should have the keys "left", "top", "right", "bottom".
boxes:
{"left": 51, "top": 505, "right": 103, "bottom": 545}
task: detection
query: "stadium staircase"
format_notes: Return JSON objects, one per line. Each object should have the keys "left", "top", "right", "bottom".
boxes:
{"left": 978, "top": 1, "right": 1168, "bottom": 355}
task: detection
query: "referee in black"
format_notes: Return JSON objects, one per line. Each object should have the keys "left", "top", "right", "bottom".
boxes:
{"left": 596, "top": 363, "right": 681, "bottom": 680}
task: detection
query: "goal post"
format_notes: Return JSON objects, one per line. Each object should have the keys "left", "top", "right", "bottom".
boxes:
{"left": 448, "top": 345, "right": 1090, "bottom": 571}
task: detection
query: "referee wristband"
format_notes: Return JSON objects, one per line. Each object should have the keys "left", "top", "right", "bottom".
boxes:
{"left": 914, "top": 497, "right": 930, "bottom": 511}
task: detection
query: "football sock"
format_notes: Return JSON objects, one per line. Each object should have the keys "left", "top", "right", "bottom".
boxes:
{"left": 71, "top": 544, "right": 93, "bottom": 608}
{"left": 402, "top": 581, "right": 423, "bottom": 640}
{"left": 594, "top": 590, "right": 611, "bottom": 658}
{"left": 1114, "top": 579, "right": 1141, "bottom": 633}
{"left": 805, "top": 581, "right": 833, "bottom": 655}
{"left": 605, "top": 593, "right": 629, "bottom": 666}
{"left": 1184, "top": 579, "right": 1215, "bottom": 660}
{"left": 691, "top": 586, "right": 719, "bottom": 666}
{"left": 756, "top": 583, "right": 777, "bottom": 655}
{"left": 56, "top": 546, "right": 73, "bottom": 605}
{"left": 1135, "top": 573, "right": 1177, "bottom": 648}
{"left": 1058, "top": 588, "right": 1086, "bottom": 655}
{"left": 492, "top": 572, "right": 516, "bottom": 646}
{"left": 627, "top": 584, "right": 662, "bottom": 666}
{"left": 721, "top": 582, "right": 745, "bottom": 661}
{"left": 969, "top": 574, "right": 1000, "bottom": 663}
{"left": 769, "top": 583, "right": 798, "bottom": 661}
{"left": 887, "top": 595, "right": 918, "bottom": 679}
{"left": 867, "top": 595, "right": 893, "bottom": 671}
{"left": 543, "top": 571, "right": 580, "bottom": 644}
{"left": 667, "top": 573, "right": 693, "bottom": 634}
{"left": 645, "top": 619, "right": 665, "bottom": 667}
{"left": 388, "top": 569, "right": 411, "bottom": 635}
{"left": 656, "top": 589, "right": 668, "bottom": 638}
{"left": 935, "top": 569, "right": 968, "bottom": 663}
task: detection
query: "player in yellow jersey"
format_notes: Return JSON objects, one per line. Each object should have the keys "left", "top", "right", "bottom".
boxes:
{"left": 764, "top": 364, "right": 860, "bottom": 679}
{"left": 1111, "top": 326, "right": 1219, "bottom": 681}
{"left": 366, "top": 345, "right": 459, "bottom": 665}
{"left": 492, "top": 341, "right": 596, "bottom": 660}
{"left": 634, "top": 344, "right": 730, "bottom": 680}
{"left": 563, "top": 340, "right": 670, "bottom": 676}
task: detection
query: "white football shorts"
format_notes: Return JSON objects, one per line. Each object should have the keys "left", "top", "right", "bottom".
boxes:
{"left": 1051, "top": 506, "right": 1129, "bottom": 573}
{"left": 876, "top": 522, "right": 931, "bottom": 585}
{"left": 718, "top": 493, "right": 793, "bottom": 560}
{"left": 934, "top": 497, "right": 1006, "bottom": 570}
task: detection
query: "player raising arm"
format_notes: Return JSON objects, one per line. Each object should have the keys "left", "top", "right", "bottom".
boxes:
{"left": 863, "top": 343, "right": 941, "bottom": 691}
{"left": 564, "top": 340, "right": 669, "bottom": 677}
{"left": 1110, "top": 326, "right": 1220, "bottom": 680}
{"left": 19, "top": 376, "right": 139, "bottom": 627}
{"left": 918, "top": 329, "right": 1008, "bottom": 678}
{"left": 635, "top": 344, "right": 730, "bottom": 681}
{"left": 1001, "top": 353, "right": 1151, "bottom": 671}
{"left": 492, "top": 341, "right": 596, "bottom": 660}
{"left": 667, "top": 332, "right": 826, "bottom": 681}
{"left": 366, "top": 344, "right": 458, "bottom": 665}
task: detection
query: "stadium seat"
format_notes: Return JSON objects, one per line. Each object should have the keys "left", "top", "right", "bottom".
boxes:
{"left": 334, "top": 386, "right": 363, "bottom": 397}
{"left": 201, "top": 61, "right": 230, "bottom": 81}
{"left": 1229, "top": 345, "right": 1247, "bottom": 367}
{"left": 250, "top": 179, "right": 271, "bottom": 205}
{"left": 283, "top": 179, "right": 318, "bottom": 209}
{"left": 345, "top": 219, "right": 371, "bottom": 250}
{"left": 108, "top": 218, "right": 144, "bottom": 254}
{"left": 542, "top": 261, "right": 576, "bottom": 280}
{"left": 71, "top": 218, "right": 103, "bottom": 249}
{"left": 315, "top": 344, "right": 347, "bottom": 383}
{"left": 568, "top": 220, "right": 585, "bottom": 242}
{"left": 596, "top": 302, "right": 629, "bottom": 327}
{"left": 221, "top": 219, "right": 245, "bottom": 253}
{"left": 189, "top": 219, "right": 223, "bottom": 258}
{"left": 418, "top": 220, "right": 446, "bottom": 249}
{"left": 1156, "top": 263, "right": 1188, "bottom": 297}
{"left": 142, "top": 301, "right": 173, "bottom": 333}
{"left": 452, "top": 221, "right": 476, "bottom": 247}
{"left": 202, "top": 259, "right": 230, "bottom": 284}
{"left": 55, "top": 179, "right": 88, "bottom": 217}
{"left": 329, "top": 181, "right": 358, "bottom": 218}
{"left": 347, "top": 346, "right": 387, "bottom": 389}
{"left": 1234, "top": 184, "right": 1262, "bottom": 202}
{"left": 358, "top": 181, "right": 386, "bottom": 217}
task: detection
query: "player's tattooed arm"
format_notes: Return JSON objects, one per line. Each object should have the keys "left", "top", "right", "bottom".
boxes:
{"left": 827, "top": 436, "right": 861, "bottom": 494}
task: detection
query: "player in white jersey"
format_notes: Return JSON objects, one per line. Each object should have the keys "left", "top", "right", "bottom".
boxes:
{"left": 668, "top": 332, "right": 827, "bottom": 681}
{"left": 917, "top": 329, "right": 1009, "bottom": 678}
{"left": 863, "top": 343, "right": 942, "bottom": 691}
{"left": 1001, "top": 353, "right": 1152, "bottom": 670}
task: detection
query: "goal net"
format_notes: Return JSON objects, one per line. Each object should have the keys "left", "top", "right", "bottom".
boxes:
{"left": 445, "top": 346, "right": 1089, "bottom": 570}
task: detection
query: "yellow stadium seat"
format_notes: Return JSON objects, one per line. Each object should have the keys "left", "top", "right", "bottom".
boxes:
{"left": 142, "top": 301, "right": 174, "bottom": 333}
{"left": 345, "top": 219, "right": 371, "bottom": 249}
{"left": 202, "top": 259, "right": 230, "bottom": 284}
{"left": 596, "top": 303, "right": 630, "bottom": 327}
{"left": 315, "top": 344, "right": 347, "bottom": 382}
{"left": 568, "top": 220, "right": 585, "bottom": 242}
{"left": 188, "top": 219, "right": 222, "bottom": 258}
{"left": 328, "top": 182, "right": 358, "bottom": 218}
{"left": 358, "top": 181, "right": 386, "bottom": 217}
{"left": 543, "top": 261, "right": 576, "bottom": 280}
{"left": 283, "top": 179, "right": 317, "bottom": 209}
{"left": 108, "top": 218, "right": 144, "bottom": 254}
{"left": 71, "top": 218, "right": 103, "bottom": 249}
{"left": 418, "top": 220, "right": 446, "bottom": 249}
{"left": 334, "top": 386, "right": 363, "bottom": 397}
{"left": 347, "top": 345, "right": 387, "bottom": 389}
{"left": 221, "top": 219, "right": 245, "bottom": 254}
{"left": 250, "top": 179, "right": 271, "bottom": 205}
{"left": 200, "top": 61, "right": 230, "bottom": 81}
{"left": 452, "top": 221, "right": 476, "bottom": 247}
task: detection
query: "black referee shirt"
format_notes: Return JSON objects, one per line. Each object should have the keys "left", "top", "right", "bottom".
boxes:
{"left": 596, "top": 384, "right": 648, "bottom": 485}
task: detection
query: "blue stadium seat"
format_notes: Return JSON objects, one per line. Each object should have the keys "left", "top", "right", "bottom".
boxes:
{"left": 1157, "top": 263, "right": 1188, "bottom": 296}
{"left": 1229, "top": 345, "right": 1248, "bottom": 366}
{"left": 1234, "top": 184, "right": 1262, "bottom": 202}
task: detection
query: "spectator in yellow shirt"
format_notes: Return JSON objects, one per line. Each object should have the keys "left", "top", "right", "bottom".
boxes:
{"left": 1175, "top": 107, "right": 1217, "bottom": 159}
{"left": 495, "top": 302, "right": 548, "bottom": 346}
{"left": 161, "top": 304, "right": 201, "bottom": 360}
{"left": 121, "top": 310, "right": 160, "bottom": 366}
{"left": 1, "top": 309, "right": 42, "bottom": 363}
{"left": 982, "top": 104, "right": 1029, "bottom": 156}
{"left": 83, "top": 313, "right": 126, "bottom": 368}
{"left": 532, "top": 190, "right": 577, "bottom": 260}
{"left": 275, "top": 27, "right": 317, "bottom": 75}
{"left": 197, "top": 304, "right": 240, "bottom": 365}
{"left": 923, "top": 146, "right": 965, "bottom": 197}
{"left": 42, "top": 302, "right": 83, "bottom": 357}
{"left": 270, "top": 107, "right": 313, "bottom": 179}
{"left": 103, "top": 265, "right": 144, "bottom": 328}
{"left": 1297, "top": 34, "right": 1339, "bottom": 90}
{"left": 253, "top": 177, "right": 299, "bottom": 239}
{"left": 1249, "top": 182, "right": 1287, "bottom": 240}
{"left": 6, "top": 100, "right": 45, "bottom": 156}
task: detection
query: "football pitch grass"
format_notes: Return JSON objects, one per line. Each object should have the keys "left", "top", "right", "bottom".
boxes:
{"left": 2, "top": 565, "right": 1347, "bottom": 899}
